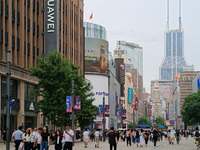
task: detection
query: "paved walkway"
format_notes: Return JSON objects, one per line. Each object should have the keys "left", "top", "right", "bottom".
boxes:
{"left": 0, "top": 137, "right": 197, "bottom": 150}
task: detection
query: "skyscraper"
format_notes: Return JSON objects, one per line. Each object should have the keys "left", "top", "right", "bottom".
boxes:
{"left": 159, "top": 0, "right": 187, "bottom": 80}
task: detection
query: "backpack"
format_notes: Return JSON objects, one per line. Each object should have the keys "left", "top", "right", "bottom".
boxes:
{"left": 126, "top": 132, "right": 130, "bottom": 137}
{"left": 195, "top": 131, "right": 200, "bottom": 137}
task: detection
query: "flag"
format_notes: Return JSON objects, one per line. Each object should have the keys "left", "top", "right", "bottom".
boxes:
{"left": 90, "top": 12, "right": 93, "bottom": 20}
{"left": 74, "top": 96, "right": 81, "bottom": 112}
{"left": 66, "top": 96, "right": 72, "bottom": 113}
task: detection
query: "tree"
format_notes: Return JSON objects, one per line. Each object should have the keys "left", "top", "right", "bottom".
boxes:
{"left": 138, "top": 116, "right": 151, "bottom": 126}
{"left": 128, "top": 123, "right": 134, "bottom": 129}
{"left": 181, "top": 90, "right": 200, "bottom": 125}
{"left": 30, "top": 51, "right": 98, "bottom": 127}
{"left": 156, "top": 116, "right": 164, "bottom": 126}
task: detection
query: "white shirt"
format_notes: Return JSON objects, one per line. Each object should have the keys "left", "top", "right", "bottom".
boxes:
{"left": 63, "top": 129, "right": 74, "bottom": 142}
{"left": 35, "top": 133, "right": 41, "bottom": 144}
{"left": 83, "top": 131, "right": 90, "bottom": 139}
{"left": 31, "top": 131, "right": 37, "bottom": 143}
{"left": 57, "top": 137, "right": 60, "bottom": 144}
{"left": 95, "top": 131, "right": 100, "bottom": 137}
{"left": 22, "top": 133, "right": 31, "bottom": 142}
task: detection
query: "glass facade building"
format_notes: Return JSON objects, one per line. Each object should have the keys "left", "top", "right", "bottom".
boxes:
{"left": 160, "top": 30, "right": 187, "bottom": 80}
{"left": 84, "top": 22, "right": 107, "bottom": 40}
{"left": 116, "top": 41, "right": 143, "bottom": 76}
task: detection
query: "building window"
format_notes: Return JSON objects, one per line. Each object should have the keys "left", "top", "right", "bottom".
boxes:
{"left": 24, "top": 83, "right": 37, "bottom": 102}
{"left": 1, "top": 77, "right": 17, "bottom": 99}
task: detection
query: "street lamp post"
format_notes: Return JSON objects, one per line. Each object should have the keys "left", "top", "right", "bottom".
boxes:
{"left": 6, "top": 51, "right": 11, "bottom": 150}
{"left": 71, "top": 79, "right": 75, "bottom": 146}
{"left": 103, "top": 92, "right": 105, "bottom": 142}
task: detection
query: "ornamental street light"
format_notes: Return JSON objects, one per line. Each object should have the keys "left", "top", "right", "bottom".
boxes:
{"left": 102, "top": 92, "right": 106, "bottom": 142}
{"left": 6, "top": 50, "right": 11, "bottom": 150}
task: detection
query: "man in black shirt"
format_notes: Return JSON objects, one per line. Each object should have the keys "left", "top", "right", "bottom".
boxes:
{"left": 153, "top": 128, "right": 158, "bottom": 146}
{"left": 107, "top": 127, "right": 118, "bottom": 150}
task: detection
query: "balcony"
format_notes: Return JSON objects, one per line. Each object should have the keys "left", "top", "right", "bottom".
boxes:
{"left": 1, "top": 97, "right": 20, "bottom": 110}
{"left": 17, "top": 38, "right": 20, "bottom": 50}
{"left": 5, "top": 32, "right": 8, "bottom": 45}
{"left": 12, "top": 9, "right": 15, "bottom": 22}
{"left": 12, "top": 35, "right": 15, "bottom": 49}
{"left": 5, "top": 4, "right": 8, "bottom": 18}
{"left": 17, "top": 12, "right": 20, "bottom": 25}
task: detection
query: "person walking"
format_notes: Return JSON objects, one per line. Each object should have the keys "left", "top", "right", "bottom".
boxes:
{"left": 94, "top": 129, "right": 100, "bottom": 148}
{"left": 63, "top": 124, "right": 74, "bottom": 150}
{"left": 13, "top": 126, "right": 24, "bottom": 150}
{"left": 40, "top": 126, "right": 50, "bottom": 150}
{"left": 175, "top": 130, "right": 180, "bottom": 144}
{"left": 135, "top": 129, "right": 140, "bottom": 147}
{"left": 55, "top": 130, "right": 62, "bottom": 150}
{"left": 107, "top": 127, "right": 118, "bottom": 150}
{"left": 22, "top": 128, "right": 32, "bottom": 150}
{"left": 35, "top": 128, "right": 43, "bottom": 150}
{"left": 126, "top": 129, "right": 131, "bottom": 146}
{"left": 132, "top": 129, "right": 136, "bottom": 144}
{"left": 116, "top": 131, "right": 120, "bottom": 142}
{"left": 153, "top": 128, "right": 158, "bottom": 147}
{"left": 2, "top": 130, "right": 6, "bottom": 144}
{"left": 144, "top": 131, "right": 149, "bottom": 146}
{"left": 30, "top": 127, "right": 37, "bottom": 150}
{"left": 170, "top": 130, "right": 175, "bottom": 145}
{"left": 83, "top": 129, "right": 90, "bottom": 148}
{"left": 140, "top": 129, "right": 145, "bottom": 147}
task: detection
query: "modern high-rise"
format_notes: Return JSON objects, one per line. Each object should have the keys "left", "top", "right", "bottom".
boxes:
{"left": 159, "top": 0, "right": 187, "bottom": 80}
{"left": 0, "top": 0, "right": 84, "bottom": 132}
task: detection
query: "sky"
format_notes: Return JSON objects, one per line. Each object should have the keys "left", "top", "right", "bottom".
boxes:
{"left": 84, "top": 0, "right": 200, "bottom": 93}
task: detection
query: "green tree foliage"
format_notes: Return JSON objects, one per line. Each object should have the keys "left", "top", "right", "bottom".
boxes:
{"left": 181, "top": 90, "right": 200, "bottom": 125}
{"left": 128, "top": 123, "right": 134, "bottom": 129}
{"left": 30, "top": 51, "right": 98, "bottom": 127}
{"left": 155, "top": 116, "right": 165, "bottom": 126}
{"left": 138, "top": 116, "right": 151, "bottom": 126}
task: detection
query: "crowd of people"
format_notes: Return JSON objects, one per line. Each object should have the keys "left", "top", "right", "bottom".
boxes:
{"left": 2, "top": 125, "right": 200, "bottom": 150}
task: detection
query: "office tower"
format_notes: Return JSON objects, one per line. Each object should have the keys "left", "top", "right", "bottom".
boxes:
{"left": 160, "top": 0, "right": 187, "bottom": 80}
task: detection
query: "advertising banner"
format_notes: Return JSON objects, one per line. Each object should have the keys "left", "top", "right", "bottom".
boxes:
{"left": 105, "top": 105, "right": 110, "bottom": 117}
{"left": 118, "top": 109, "right": 122, "bottom": 119}
{"left": 85, "top": 38, "right": 109, "bottom": 75}
{"left": 99, "top": 105, "right": 103, "bottom": 117}
{"left": 123, "top": 109, "right": 126, "bottom": 119}
{"left": 128, "top": 88, "right": 133, "bottom": 104}
{"left": 74, "top": 96, "right": 81, "bottom": 112}
{"left": 198, "top": 78, "right": 200, "bottom": 89}
{"left": 66, "top": 96, "right": 72, "bottom": 113}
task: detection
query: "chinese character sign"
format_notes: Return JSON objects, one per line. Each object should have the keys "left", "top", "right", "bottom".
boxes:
{"left": 105, "top": 105, "right": 110, "bottom": 117}
{"left": 66, "top": 96, "right": 72, "bottom": 113}
{"left": 128, "top": 88, "right": 133, "bottom": 104}
{"left": 74, "top": 96, "right": 81, "bottom": 112}
{"left": 99, "top": 105, "right": 103, "bottom": 117}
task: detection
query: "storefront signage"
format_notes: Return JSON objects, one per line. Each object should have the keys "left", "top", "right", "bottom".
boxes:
{"left": 45, "top": 0, "right": 59, "bottom": 56}
{"left": 96, "top": 92, "right": 109, "bottom": 96}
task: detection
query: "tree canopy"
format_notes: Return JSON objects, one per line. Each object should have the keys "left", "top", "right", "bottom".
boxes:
{"left": 155, "top": 116, "right": 165, "bottom": 126}
{"left": 181, "top": 90, "right": 200, "bottom": 125}
{"left": 30, "top": 51, "right": 98, "bottom": 127}
{"left": 137, "top": 116, "right": 151, "bottom": 126}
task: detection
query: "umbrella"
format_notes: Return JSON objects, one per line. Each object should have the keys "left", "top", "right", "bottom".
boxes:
{"left": 158, "top": 126, "right": 165, "bottom": 129}
{"left": 137, "top": 124, "right": 151, "bottom": 128}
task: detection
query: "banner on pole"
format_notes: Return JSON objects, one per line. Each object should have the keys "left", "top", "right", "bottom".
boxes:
{"left": 66, "top": 96, "right": 72, "bottom": 113}
{"left": 105, "top": 105, "right": 110, "bottom": 117}
{"left": 118, "top": 109, "right": 122, "bottom": 119}
{"left": 74, "top": 96, "right": 81, "bottom": 112}
{"left": 99, "top": 105, "right": 103, "bottom": 117}
{"left": 128, "top": 88, "right": 133, "bottom": 104}
{"left": 123, "top": 109, "right": 126, "bottom": 119}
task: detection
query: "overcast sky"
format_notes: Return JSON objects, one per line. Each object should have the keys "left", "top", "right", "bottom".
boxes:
{"left": 84, "top": 0, "right": 200, "bottom": 93}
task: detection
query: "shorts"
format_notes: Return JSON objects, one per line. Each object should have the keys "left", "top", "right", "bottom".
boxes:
{"left": 136, "top": 138, "right": 140, "bottom": 143}
{"left": 84, "top": 138, "right": 89, "bottom": 142}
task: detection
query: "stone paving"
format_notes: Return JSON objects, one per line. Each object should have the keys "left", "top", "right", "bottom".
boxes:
{"left": 0, "top": 137, "right": 197, "bottom": 150}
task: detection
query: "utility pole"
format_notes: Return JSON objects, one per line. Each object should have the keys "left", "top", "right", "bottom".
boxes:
{"left": 6, "top": 51, "right": 11, "bottom": 150}
{"left": 71, "top": 79, "right": 75, "bottom": 146}
{"left": 103, "top": 92, "right": 105, "bottom": 142}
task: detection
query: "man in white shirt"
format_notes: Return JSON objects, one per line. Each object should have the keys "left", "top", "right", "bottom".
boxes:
{"left": 35, "top": 128, "right": 42, "bottom": 150}
{"left": 95, "top": 129, "right": 100, "bottom": 148}
{"left": 30, "top": 127, "right": 37, "bottom": 150}
{"left": 83, "top": 129, "right": 90, "bottom": 148}
{"left": 63, "top": 124, "right": 74, "bottom": 150}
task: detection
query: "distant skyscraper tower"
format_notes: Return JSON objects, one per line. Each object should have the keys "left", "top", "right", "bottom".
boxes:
{"left": 159, "top": 0, "right": 187, "bottom": 80}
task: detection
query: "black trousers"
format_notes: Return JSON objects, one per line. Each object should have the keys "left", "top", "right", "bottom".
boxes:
{"left": 30, "top": 142, "right": 36, "bottom": 150}
{"left": 15, "top": 140, "right": 22, "bottom": 150}
{"left": 24, "top": 142, "right": 31, "bottom": 150}
{"left": 64, "top": 142, "right": 73, "bottom": 150}
{"left": 127, "top": 137, "right": 131, "bottom": 146}
{"left": 145, "top": 138, "right": 148, "bottom": 145}
{"left": 153, "top": 137, "right": 157, "bottom": 146}
{"left": 110, "top": 143, "right": 117, "bottom": 150}
{"left": 36, "top": 144, "right": 40, "bottom": 150}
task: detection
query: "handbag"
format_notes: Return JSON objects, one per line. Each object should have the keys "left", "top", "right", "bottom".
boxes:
{"left": 19, "top": 142, "right": 24, "bottom": 150}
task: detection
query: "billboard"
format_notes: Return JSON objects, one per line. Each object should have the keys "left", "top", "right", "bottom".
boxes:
{"left": 85, "top": 38, "right": 109, "bottom": 75}
{"left": 66, "top": 96, "right": 72, "bottom": 113}
{"left": 74, "top": 96, "right": 81, "bottom": 112}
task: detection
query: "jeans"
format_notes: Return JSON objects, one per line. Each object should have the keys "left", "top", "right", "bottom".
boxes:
{"left": 110, "top": 143, "right": 116, "bottom": 150}
{"left": 176, "top": 136, "right": 180, "bottom": 144}
{"left": 40, "top": 141, "right": 48, "bottom": 150}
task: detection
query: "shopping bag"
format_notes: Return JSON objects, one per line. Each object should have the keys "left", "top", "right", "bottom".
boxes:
{"left": 179, "top": 137, "right": 181, "bottom": 140}
{"left": 19, "top": 142, "right": 24, "bottom": 150}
